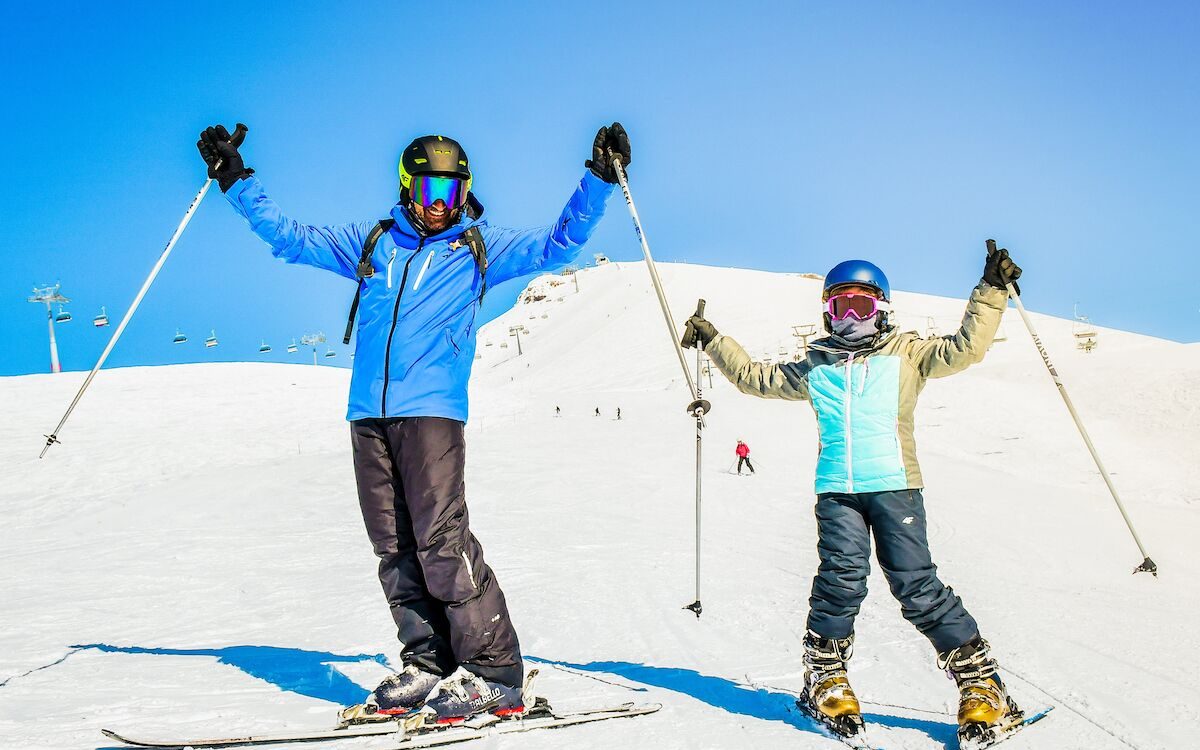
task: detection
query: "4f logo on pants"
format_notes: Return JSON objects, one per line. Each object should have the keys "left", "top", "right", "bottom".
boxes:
{"left": 902, "top": 516, "right": 915, "bottom": 525}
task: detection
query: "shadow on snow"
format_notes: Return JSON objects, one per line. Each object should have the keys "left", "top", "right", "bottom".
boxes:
{"left": 72, "top": 643, "right": 387, "bottom": 707}
{"left": 530, "top": 656, "right": 958, "bottom": 749}
{"left": 74, "top": 644, "right": 956, "bottom": 747}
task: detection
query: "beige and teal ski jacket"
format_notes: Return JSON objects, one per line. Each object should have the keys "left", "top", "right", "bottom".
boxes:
{"left": 704, "top": 282, "right": 1008, "bottom": 493}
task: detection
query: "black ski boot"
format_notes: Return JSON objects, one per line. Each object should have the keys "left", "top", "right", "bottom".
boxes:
{"left": 339, "top": 664, "right": 442, "bottom": 724}
{"left": 422, "top": 667, "right": 526, "bottom": 724}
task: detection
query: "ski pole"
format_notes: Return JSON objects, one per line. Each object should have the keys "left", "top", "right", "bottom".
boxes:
{"left": 39, "top": 124, "right": 248, "bottom": 459}
{"left": 610, "top": 156, "right": 710, "bottom": 420}
{"left": 611, "top": 155, "right": 711, "bottom": 616}
{"left": 991, "top": 239, "right": 1157, "bottom": 576}
{"left": 684, "top": 330, "right": 705, "bottom": 618}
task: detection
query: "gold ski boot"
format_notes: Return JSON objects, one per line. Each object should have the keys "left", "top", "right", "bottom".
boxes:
{"left": 939, "top": 636, "right": 1022, "bottom": 747}
{"left": 799, "top": 630, "right": 864, "bottom": 737}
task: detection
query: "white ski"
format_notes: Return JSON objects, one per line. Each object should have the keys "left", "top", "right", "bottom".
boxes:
{"left": 100, "top": 703, "right": 660, "bottom": 749}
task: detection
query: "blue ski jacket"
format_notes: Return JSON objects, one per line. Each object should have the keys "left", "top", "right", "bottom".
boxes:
{"left": 223, "top": 171, "right": 615, "bottom": 422}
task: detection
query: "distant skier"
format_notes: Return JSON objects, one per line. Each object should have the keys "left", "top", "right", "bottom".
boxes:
{"left": 595, "top": 407, "right": 601, "bottom": 417}
{"left": 616, "top": 408, "right": 622, "bottom": 420}
{"left": 735, "top": 440, "right": 755, "bottom": 475}
{"left": 682, "top": 245, "right": 1022, "bottom": 747}
{"left": 198, "top": 122, "right": 631, "bottom": 722}
{"left": 555, "top": 406, "right": 561, "bottom": 417}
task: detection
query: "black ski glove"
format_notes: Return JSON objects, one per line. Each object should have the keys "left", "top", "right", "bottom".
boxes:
{"left": 681, "top": 313, "right": 718, "bottom": 350}
{"left": 197, "top": 123, "right": 252, "bottom": 192}
{"left": 983, "top": 240, "right": 1022, "bottom": 295}
{"left": 585, "top": 122, "right": 632, "bottom": 184}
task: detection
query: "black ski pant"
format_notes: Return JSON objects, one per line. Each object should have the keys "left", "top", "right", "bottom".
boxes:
{"left": 350, "top": 417, "right": 522, "bottom": 688}
{"left": 737, "top": 456, "right": 755, "bottom": 474}
{"left": 806, "top": 489, "right": 979, "bottom": 653}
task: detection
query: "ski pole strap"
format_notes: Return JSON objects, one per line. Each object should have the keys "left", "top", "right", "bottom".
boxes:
{"left": 343, "top": 219, "right": 395, "bottom": 344}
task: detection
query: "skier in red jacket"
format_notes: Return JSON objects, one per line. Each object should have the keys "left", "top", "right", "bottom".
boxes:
{"left": 735, "top": 440, "right": 755, "bottom": 475}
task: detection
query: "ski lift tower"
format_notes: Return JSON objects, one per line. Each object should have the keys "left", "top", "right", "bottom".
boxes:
{"left": 300, "top": 332, "right": 326, "bottom": 365}
{"left": 27, "top": 284, "right": 71, "bottom": 373}
{"left": 508, "top": 325, "right": 528, "bottom": 356}
{"left": 791, "top": 323, "right": 818, "bottom": 359}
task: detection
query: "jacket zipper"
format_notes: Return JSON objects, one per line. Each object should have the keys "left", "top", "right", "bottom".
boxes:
{"left": 386, "top": 249, "right": 397, "bottom": 289}
{"left": 412, "top": 249, "right": 435, "bottom": 292}
{"left": 844, "top": 352, "right": 855, "bottom": 492}
{"left": 381, "top": 239, "right": 424, "bottom": 417}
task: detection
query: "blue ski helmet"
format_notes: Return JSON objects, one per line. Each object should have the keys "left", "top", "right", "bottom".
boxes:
{"left": 823, "top": 260, "right": 890, "bottom": 301}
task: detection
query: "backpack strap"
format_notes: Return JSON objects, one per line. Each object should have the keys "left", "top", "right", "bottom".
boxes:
{"left": 461, "top": 195, "right": 489, "bottom": 302}
{"left": 343, "top": 219, "right": 395, "bottom": 345}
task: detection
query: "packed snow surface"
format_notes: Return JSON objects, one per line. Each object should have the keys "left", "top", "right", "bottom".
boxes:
{"left": 2, "top": 262, "right": 1198, "bottom": 750}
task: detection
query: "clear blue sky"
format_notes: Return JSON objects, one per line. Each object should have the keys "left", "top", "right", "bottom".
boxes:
{"left": 2, "top": 1, "right": 1197, "bottom": 376}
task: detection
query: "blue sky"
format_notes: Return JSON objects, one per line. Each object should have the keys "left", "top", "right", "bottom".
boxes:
{"left": 2, "top": 1, "right": 1197, "bottom": 376}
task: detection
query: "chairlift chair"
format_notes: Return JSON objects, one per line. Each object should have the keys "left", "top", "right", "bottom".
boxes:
{"left": 93, "top": 306, "right": 109, "bottom": 327}
{"left": 259, "top": 340, "right": 272, "bottom": 353}
{"left": 205, "top": 329, "right": 218, "bottom": 348}
{"left": 286, "top": 338, "right": 299, "bottom": 354}
{"left": 324, "top": 347, "right": 336, "bottom": 359}
{"left": 172, "top": 328, "right": 188, "bottom": 344}
{"left": 55, "top": 305, "right": 72, "bottom": 323}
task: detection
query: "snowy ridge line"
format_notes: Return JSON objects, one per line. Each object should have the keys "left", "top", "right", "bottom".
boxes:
{"left": 999, "top": 666, "right": 1142, "bottom": 750}
{"left": 0, "top": 648, "right": 82, "bottom": 688}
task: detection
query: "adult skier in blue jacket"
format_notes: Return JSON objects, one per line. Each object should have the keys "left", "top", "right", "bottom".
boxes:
{"left": 198, "top": 123, "right": 630, "bottom": 722}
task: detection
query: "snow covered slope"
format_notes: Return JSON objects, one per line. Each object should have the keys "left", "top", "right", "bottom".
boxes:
{"left": 2, "top": 262, "right": 1197, "bottom": 750}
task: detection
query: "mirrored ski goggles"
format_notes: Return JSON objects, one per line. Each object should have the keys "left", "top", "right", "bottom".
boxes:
{"left": 410, "top": 175, "right": 468, "bottom": 208}
{"left": 827, "top": 293, "right": 888, "bottom": 321}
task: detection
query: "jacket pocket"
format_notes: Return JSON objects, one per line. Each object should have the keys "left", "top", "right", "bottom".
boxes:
{"left": 444, "top": 328, "right": 461, "bottom": 358}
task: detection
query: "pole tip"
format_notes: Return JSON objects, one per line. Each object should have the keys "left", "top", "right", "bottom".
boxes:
{"left": 1134, "top": 557, "right": 1158, "bottom": 577}
{"left": 683, "top": 600, "right": 703, "bottom": 618}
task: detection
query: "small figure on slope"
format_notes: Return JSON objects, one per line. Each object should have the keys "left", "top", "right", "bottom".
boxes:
{"left": 682, "top": 245, "right": 1023, "bottom": 747}
{"left": 198, "top": 122, "right": 631, "bottom": 724}
{"left": 735, "top": 439, "right": 755, "bottom": 475}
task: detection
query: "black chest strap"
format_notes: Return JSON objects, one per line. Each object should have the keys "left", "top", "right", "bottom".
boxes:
{"left": 343, "top": 219, "right": 395, "bottom": 344}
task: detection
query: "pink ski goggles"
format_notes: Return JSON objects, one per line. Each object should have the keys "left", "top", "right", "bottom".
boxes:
{"left": 827, "top": 293, "right": 887, "bottom": 321}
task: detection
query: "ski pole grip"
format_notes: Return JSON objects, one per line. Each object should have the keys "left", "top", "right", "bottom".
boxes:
{"left": 986, "top": 238, "right": 998, "bottom": 257}
{"left": 229, "top": 123, "right": 248, "bottom": 148}
{"left": 695, "top": 299, "right": 705, "bottom": 318}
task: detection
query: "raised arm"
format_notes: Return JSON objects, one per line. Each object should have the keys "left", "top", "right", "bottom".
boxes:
{"left": 224, "top": 176, "right": 369, "bottom": 281}
{"left": 199, "top": 124, "right": 368, "bottom": 281}
{"left": 482, "top": 123, "right": 630, "bottom": 286}
{"left": 908, "top": 244, "right": 1021, "bottom": 378}
{"left": 482, "top": 170, "right": 615, "bottom": 285}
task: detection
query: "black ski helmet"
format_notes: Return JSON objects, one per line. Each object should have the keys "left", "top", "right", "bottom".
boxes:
{"left": 398, "top": 135, "right": 472, "bottom": 195}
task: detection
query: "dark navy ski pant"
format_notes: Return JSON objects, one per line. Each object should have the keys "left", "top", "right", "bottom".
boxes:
{"left": 350, "top": 417, "right": 522, "bottom": 688}
{"left": 806, "top": 489, "right": 979, "bottom": 653}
